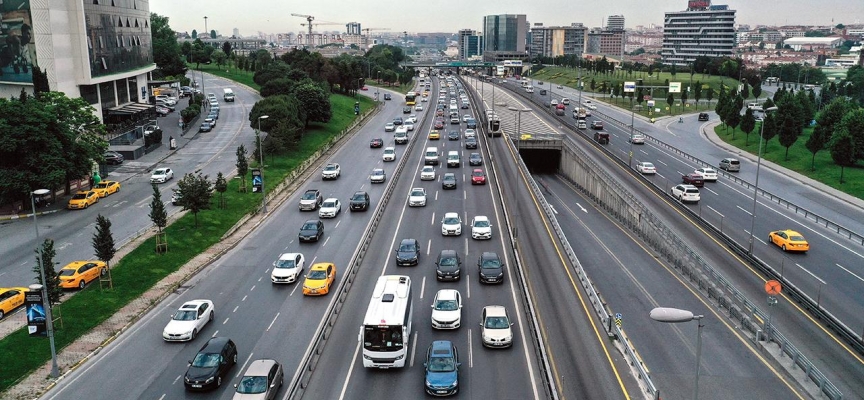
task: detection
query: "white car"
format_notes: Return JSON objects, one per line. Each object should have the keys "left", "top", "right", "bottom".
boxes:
{"left": 694, "top": 167, "right": 718, "bottom": 182}
{"left": 322, "top": 163, "right": 341, "bottom": 180}
{"left": 150, "top": 167, "right": 174, "bottom": 183}
{"left": 481, "top": 305, "right": 513, "bottom": 348}
{"left": 271, "top": 253, "right": 305, "bottom": 284}
{"left": 318, "top": 198, "right": 341, "bottom": 218}
{"left": 471, "top": 216, "right": 492, "bottom": 239}
{"left": 421, "top": 97, "right": 428, "bottom": 102}
{"left": 404, "top": 121, "right": 415, "bottom": 131}
{"left": 420, "top": 166, "right": 436, "bottom": 181}
{"left": 671, "top": 184, "right": 701, "bottom": 203}
{"left": 162, "top": 299, "right": 214, "bottom": 341}
{"left": 463, "top": 114, "right": 472, "bottom": 122}
{"left": 629, "top": 133, "right": 646, "bottom": 144}
{"left": 415, "top": 104, "right": 424, "bottom": 111}
{"left": 431, "top": 289, "right": 462, "bottom": 329}
{"left": 636, "top": 162, "right": 656, "bottom": 174}
{"left": 463, "top": 129, "right": 476, "bottom": 138}
{"left": 408, "top": 188, "right": 427, "bottom": 207}
{"left": 441, "top": 212, "right": 462, "bottom": 236}
{"left": 406, "top": 115, "right": 418, "bottom": 124}
{"left": 382, "top": 147, "right": 396, "bottom": 162}
{"left": 370, "top": 168, "right": 386, "bottom": 183}
{"left": 384, "top": 123, "right": 395, "bottom": 132}
{"left": 395, "top": 126, "right": 408, "bottom": 135}
{"left": 583, "top": 100, "right": 596, "bottom": 110}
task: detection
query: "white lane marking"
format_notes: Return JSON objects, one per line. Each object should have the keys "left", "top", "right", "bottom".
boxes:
{"left": 836, "top": 264, "right": 864, "bottom": 283}
{"left": 250, "top": 285, "right": 255, "bottom": 291}
{"left": 468, "top": 328, "right": 473, "bottom": 368}
{"left": 795, "top": 263, "right": 826, "bottom": 284}
{"left": 657, "top": 160, "right": 668, "bottom": 166}
{"left": 576, "top": 203, "right": 587, "bottom": 213}
{"left": 337, "top": 341, "right": 362, "bottom": 400}
{"left": 311, "top": 256, "right": 318, "bottom": 264}
{"left": 290, "top": 280, "right": 301, "bottom": 296}
{"left": 431, "top": 211, "right": 436, "bottom": 225}
{"left": 736, "top": 205, "right": 753, "bottom": 216}
{"left": 427, "top": 239, "right": 432, "bottom": 256}
{"left": 550, "top": 205, "right": 558, "bottom": 215}
{"left": 171, "top": 375, "right": 180, "bottom": 385}
{"left": 335, "top": 220, "right": 341, "bottom": 229}
{"left": 322, "top": 236, "right": 330, "bottom": 246}
{"left": 266, "top": 313, "right": 280, "bottom": 331}
{"left": 211, "top": 330, "right": 218, "bottom": 337}
{"left": 242, "top": 295, "right": 247, "bottom": 301}
{"left": 466, "top": 273, "right": 471, "bottom": 299}
{"left": 409, "top": 331, "right": 419, "bottom": 367}
{"left": 703, "top": 186, "right": 719, "bottom": 196}
{"left": 258, "top": 276, "right": 262, "bottom": 282}
{"left": 235, "top": 353, "right": 254, "bottom": 378}
{"left": 463, "top": 190, "right": 467, "bottom": 200}
{"left": 707, "top": 206, "right": 725, "bottom": 218}
{"left": 232, "top": 306, "right": 238, "bottom": 313}
{"left": 420, "top": 276, "right": 426, "bottom": 299}
{"left": 223, "top": 317, "right": 230, "bottom": 325}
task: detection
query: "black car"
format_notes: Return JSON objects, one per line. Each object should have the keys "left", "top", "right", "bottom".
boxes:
{"left": 540, "top": 89, "right": 547, "bottom": 95}
{"left": 103, "top": 151, "right": 124, "bottom": 165}
{"left": 468, "top": 153, "right": 483, "bottom": 166}
{"left": 403, "top": 106, "right": 412, "bottom": 114}
{"left": 448, "top": 131, "right": 460, "bottom": 140}
{"left": 478, "top": 252, "right": 504, "bottom": 284}
{"left": 464, "top": 137, "right": 478, "bottom": 149}
{"left": 435, "top": 250, "right": 462, "bottom": 281}
{"left": 349, "top": 191, "right": 370, "bottom": 211}
{"left": 466, "top": 119, "right": 477, "bottom": 129}
{"left": 199, "top": 122, "right": 212, "bottom": 132}
{"left": 298, "top": 219, "right": 324, "bottom": 242}
{"left": 393, "top": 117, "right": 403, "bottom": 125}
{"left": 384, "top": 93, "right": 392, "bottom": 100}
{"left": 698, "top": 113, "right": 709, "bottom": 121}
{"left": 395, "top": 238, "right": 421, "bottom": 266}
{"left": 442, "top": 173, "right": 457, "bottom": 190}
{"left": 184, "top": 337, "right": 238, "bottom": 391}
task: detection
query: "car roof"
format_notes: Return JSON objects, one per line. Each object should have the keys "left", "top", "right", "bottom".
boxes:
{"left": 444, "top": 173, "right": 455, "bottom": 178}
{"left": 279, "top": 252, "right": 301, "bottom": 260}
{"left": 429, "top": 340, "right": 455, "bottom": 355}
{"left": 181, "top": 299, "right": 211, "bottom": 309}
{"left": 323, "top": 197, "right": 338, "bottom": 202}
{"left": 200, "top": 336, "right": 232, "bottom": 352}
{"left": 243, "top": 359, "right": 279, "bottom": 376}
{"left": 481, "top": 251, "right": 499, "bottom": 260}
{"left": 310, "top": 262, "right": 332, "bottom": 271}
{"left": 484, "top": 305, "right": 507, "bottom": 317}
{"left": 372, "top": 168, "right": 384, "bottom": 173}
{"left": 474, "top": 215, "right": 489, "bottom": 222}
{"left": 438, "top": 249, "right": 458, "bottom": 257}
{"left": 444, "top": 212, "right": 458, "bottom": 218}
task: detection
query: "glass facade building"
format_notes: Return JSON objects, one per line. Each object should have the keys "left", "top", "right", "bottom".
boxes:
{"left": 483, "top": 14, "right": 527, "bottom": 53}
{"left": 84, "top": 0, "right": 153, "bottom": 78}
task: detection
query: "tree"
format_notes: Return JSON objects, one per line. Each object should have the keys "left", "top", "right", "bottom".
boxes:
{"left": 210, "top": 30, "right": 217, "bottom": 39}
{"left": 293, "top": 83, "right": 332, "bottom": 128}
{"left": 761, "top": 113, "right": 779, "bottom": 151}
{"left": 777, "top": 111, "right": 801, "bottom": 160}
{"left": 150, "top": 13, "right": 187, "bottom": 77}
{"left": 726, "top": 104, "right": 741, "bottom": 138}
{"left": 34, "top": 239, "right": 62, "bottom": 306}
{"left": 253, "top": 61, "right": 292, "bottom": 87}
{"left": 830, "top": 131, "right": 856, "bottom": 184}
{"left": 236, "top": 144, "right": 249, "bottom": 192}
{"left": 175, "top": 173, "right": 214, "bottom": 228}
{"left": 222, "top": 41, "right": 232, "bottom": 59}
{"left": 212, "top": 50, "right": 227, "bottom": 68}
{"left": 741, "top": 108, "right": 757, "bottom": 145}
{"left": 666, "top": 93, "right": 674, "bottom": 111}
{"left": 706, "top": 87, "right": 715, "bottom": 105}
{"left": 214, "top": 172, "right": 227, "bottom": 208}
{"left": 191, "top": 29, "right": 198, "bottom": 39}
{"left": 693, "top": 81, "right": 703, "bottom": 107}
{"left": 260, "top": 78, "right": 297, "bottom": 98}
{"left": 836, "top": 109, "right": 864, "bottom": 161}
{"left": 806, "top": 126, "right": 828, "bottom": 170}
{"left": 680, "top": 89, "right": 688, "bottom": 111}
{"left": 92, "top": 214, "right": 116, "bottom": 288}
{"left": 248, "top": 95, "right": 305, "bottom": 134}
{"left": 741, "top": 82, "right": 750, "bottom": 99}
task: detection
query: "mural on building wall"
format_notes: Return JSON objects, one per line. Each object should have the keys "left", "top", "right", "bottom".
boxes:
{"left": 0, "top": 0, "right": 36, "bottom": 84}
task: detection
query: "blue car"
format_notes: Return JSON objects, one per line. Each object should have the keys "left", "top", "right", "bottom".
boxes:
{"left": 424, "top": 340, "right": 460, "bottom": 396}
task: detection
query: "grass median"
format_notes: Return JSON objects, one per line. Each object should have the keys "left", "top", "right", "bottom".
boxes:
{"left": 0, "top": 93, "right": 375, "bottom": 393}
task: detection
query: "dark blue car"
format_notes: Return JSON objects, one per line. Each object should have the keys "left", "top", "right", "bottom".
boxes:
{"left": 424, "top": 340, "right": 460, "bottom": 396}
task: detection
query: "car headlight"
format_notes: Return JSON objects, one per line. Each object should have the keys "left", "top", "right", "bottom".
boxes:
{"left": 184, "top": 376, "right": 191, "bottom": 383}
{"left": 426, "top": 379, "right": 433, "bottom": 387}
{"left": 453, "top": 269, "right": 460, "bottom": 274}
{"left": 205, "top": 377, "right": 214, "bottom": 384}
{"left": 450, "top": 379, "right": 458, "bottom": 388}
{"left": 395, "top": 354, "right": 404, "bottom": 360}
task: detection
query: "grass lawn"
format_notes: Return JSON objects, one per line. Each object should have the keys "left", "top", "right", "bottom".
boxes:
{"left": 714, "top": 124, "right": 864, "bottom": 199}
{"left": 0, "top": 93, "right": 374, "bottom": 393}
{"left": 190, "top": 63, "right": 259, "bottom": 91}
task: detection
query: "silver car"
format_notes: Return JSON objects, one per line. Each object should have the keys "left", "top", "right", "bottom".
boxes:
{"left": 232, "top": 359, "right": 283, "bottom": 400}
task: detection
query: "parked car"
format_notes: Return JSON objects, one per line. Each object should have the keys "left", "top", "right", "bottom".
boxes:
{"left": 67, "top": 190, "right": 99, "bottom": 210}
{"left": 103, "top": 151, "right": 124, "bottom": 165}
{"left": 57, "top": 260, "right": 106, "bottom": 289}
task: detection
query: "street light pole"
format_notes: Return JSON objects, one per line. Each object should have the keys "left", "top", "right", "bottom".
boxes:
{"left": 650, "top": 307, "right": 705, "bottom": 400}
{"left": 628, "top": 104, "right": 636, "bottom": 168}
{"left": 257, "top": 115, "right": 269, "bottom": 213}
{"left": 204, "top": 16, "right": 208, "bottom": 38}
{"left": 30, "top": 188, "right": 59, "bottom": 379}
{"left": 747, "top": 106, "right": 778, "bottom": 254}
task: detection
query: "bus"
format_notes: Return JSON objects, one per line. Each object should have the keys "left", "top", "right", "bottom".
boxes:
{"left": 361, "top": 275, "right": 413, "bottom": 368}
{"left": 405, "top": 91, "right": 417, "bottom": 106}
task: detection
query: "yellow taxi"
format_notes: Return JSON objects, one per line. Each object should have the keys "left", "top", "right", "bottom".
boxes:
{"left": 428, "top": 130, "right": 441, "bottom": 140}
{"left": 422, "top": 91, "right": 429, "bottom": 97}
{"left": 68, "top": 190, "right": 99, "bottom": 209}
{"left": 302, "top": 263, "right": 336, "bottom": 296}
{"left": 0, "top": 287, "right": 28, "bottom": 320}
{"left": 93, "top": 180, "right": 121, "bottom": 198}
{"left": 58, "top": 261, "right": 107, "bottom": 289}
{"left": 768, "top": 229, "right": 809, "bottom": 253}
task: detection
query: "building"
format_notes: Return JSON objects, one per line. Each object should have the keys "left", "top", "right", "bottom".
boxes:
{"left": 782, "top": 36, "right": 843, "bottom": 51}
{"left": 587, "top": 29, "right": 625, "bottom": 56}
{"left": 483, "top": 14, "right": 528, "bottom": 58}
{"left": 530, "top": 24, "right": 587, "bottom": 58}
{"left": 607, "top": 15, "right": 625, "bottom": 31}
{"left": 661, "top": 0, "right": 736, "bottom": 66}
{"left": 458, "top": 29, "right": 484, "bottom": 60}
{"left": 346, "top": 22, "right": 362, "bottom": 36}
{"left": 0, "top": 0, "right": 155, "bottom": 122}
{"left": 232, "top": 28, "right": 240, "bottom": 38}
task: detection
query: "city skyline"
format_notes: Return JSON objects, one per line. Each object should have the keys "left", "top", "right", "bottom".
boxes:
{"left": 152, "top": 0, "right": 864, "bottom": 37}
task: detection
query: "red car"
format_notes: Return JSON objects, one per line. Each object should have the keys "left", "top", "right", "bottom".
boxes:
{"left": 682, "top": 173, "right": 705, "bottom": 187}
{"left": 434, "top": 120, "right": 445, "bottom": 129}
{"left": 361, "top": 86, "right": 369, "bottom": 91}
{"left": 471, "top": 169, "right": 487, "bottom": 185}
{"left": 370, "top": 138, "right": 383, "bottom": 148}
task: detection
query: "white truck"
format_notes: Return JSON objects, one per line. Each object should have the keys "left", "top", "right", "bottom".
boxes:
{"left": 223, "top": 88, "right": 235, "bottom": 102}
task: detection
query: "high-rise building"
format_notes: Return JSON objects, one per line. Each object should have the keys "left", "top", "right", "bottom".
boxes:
{"left": 482, "top": 14, "right": 528, "bottom": 60}
{"left": 458, "top": 29, "right": 484, "bottom": 60}
{"left": 530, "top": 24, "right": 587, "bottom": 58}
{"left": 346, "top": 22, "right": 362, "bottom": 36}
{"left": 662, "top": 0, "right": 736, "bottom": 66}
{"left": 0, "top": 0, "right": 155, "bottom": 121}
{"left": 233, "top": 28, "right": 240, "bottom": 38}
{"left": 607, "top": 15, "right": 625, "bottom": 31}
{"left": 587, "top": 29, "right": 626, "bottom": 56}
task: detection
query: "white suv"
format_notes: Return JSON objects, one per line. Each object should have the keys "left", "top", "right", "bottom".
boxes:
{"left": 441, "top": 212, "right": 462, "bottom": 236}
{"left": 671, "top": 184, "right": 701, "bottom": 203}
{"left": 271, "top": 253, "right": 304, "bottom": 284}
{"left": 431, "top": 289, "right": 462, "bottom": 329}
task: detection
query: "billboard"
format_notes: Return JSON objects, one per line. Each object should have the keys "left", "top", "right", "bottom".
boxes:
{"left": 688, "top": 0, "right": 711, "bottom": 9}
{"left": 624, "top": 81, "right": 636, "bottom": 93}
{"left": 669, "top": 82, "right": 682, "bottom": 93}
{"left": 502, "top": 60, "right": 523, "bottom": 67}
{"left": 25, "top": 289, "right": 46, "bottom": 336}
{"left": 0, "top": 0, "right": 38, "bottom": 84}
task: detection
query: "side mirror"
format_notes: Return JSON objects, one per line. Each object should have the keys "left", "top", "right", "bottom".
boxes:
{"left": 457, "top": 362, "right": 462, "bottom": 367}
{"left": 511, "top": 322, "right": 515, "bottom": 326}
{"left": 270, "top": 383, "right": 276, "bottom": 388}
{"left": 188, "top": 360, "right": 192, "bottom": 365}
{"left": 234, "top": 384, "right": 238, "bottom": 388}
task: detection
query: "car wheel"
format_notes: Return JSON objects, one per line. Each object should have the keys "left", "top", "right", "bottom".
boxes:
{"left": 209, "top": 311, "right": 214, "bottom": 321}
{"left": 233, "top": 353, "right": 238, "bottom": 364}
{"left": 79, "top": 280, "right": 86, "bottom": 289}
{"left": 100, "top": 267, "right": 107, "bottom": 276}
{"left": 191, "top": 329, "right": 197, "bottom": 340}
{"left": 0, "top": 310, "right": 5, "bottom": 320}
{"left": 781, "top": 244, "right": 787, "bottom": 251}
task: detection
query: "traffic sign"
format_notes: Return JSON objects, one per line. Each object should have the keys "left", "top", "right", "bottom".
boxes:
{"left": 669, "top": 82, "right": 682, "bottom": 93}
{"left": 624, "top": 81, "right": 636, "bottom": 93}
{"left": 765, "top": 280, "right": 782, "bottom": 295}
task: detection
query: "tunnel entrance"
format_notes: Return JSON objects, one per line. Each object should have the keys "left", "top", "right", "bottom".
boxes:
{"left": 519, "top": 148, "right": 561, "bottom": 173}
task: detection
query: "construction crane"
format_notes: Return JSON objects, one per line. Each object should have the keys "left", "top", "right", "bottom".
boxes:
{"left": 291, "top": 13, "right": 315, "bottom": 47}
{"left": 361, "top": 27, "right": 390, "bottom": 47}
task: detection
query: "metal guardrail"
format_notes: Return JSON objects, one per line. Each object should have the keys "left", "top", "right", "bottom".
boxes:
{"left": 461, "top": 76, "right": 559, "bottom": 400}
{"left": 287, "top": 93, "right": 427, "bottom": 399}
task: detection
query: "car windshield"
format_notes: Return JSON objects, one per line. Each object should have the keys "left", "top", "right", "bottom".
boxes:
{"left": 790, "top": 235, "right": 806, "bottom": 242}
{"left": 435, "top": 299, "right": 458, "bottom": 311}
{"left": 173, "top": 310, "right": 197, "bottom": 321}
{"left": 373, "top": 170, "right": 383, "bottom": 176}
{"left": 302, "top": 222, "right": 317, "bottom": 230}
{"left": 444, "top": 175, "right": 455, "bottom": 181}
{"left": 399, "top": 242, "right": 416, "bottom": 252}
{"left": 154, "top": 169, "right": 166, "bottom": 175}
{"left": 322, "top": 201, "right": 336, "bottom": 208}
{"left": 444, "top": 217, "right": 459, "bottom": 225}
{"left": 191, "top": 352, "right": 221, "bottom": 368}
{"left": 474, "top": 219, "right": 490, "bottom": 228}
{"left": 481, "top": 257, "right": 501, "bottom": 269}
{"left": 423, "top": 167, "right": 433, "bottom": 172}
{"left": 236, "top": 376, "right": 267, "bottom": 394}
{"left": 411, "top": 190, "right": 424, "bottom": 197}
{"left": 473, "top": 171, "right": 483, "bottom": 177}
{"left": 302, "top": 192, "right": 316, "bottom": 200}
{"left": 485, "top": 316, "right": 510, "bottom": 329}
{"left": 307, "top": 270, "right": 326, "bottom": 280}
{"left": 428, "top": 356, "right": 456, "bottom": 372}
{"left": 363, "top": 325, "right": 404, "bottom": 351}
{"left": 352, "top": 193, "right": 366, "bottom": 201}
{"left": 439, "top": 256, "right": 457, "bottom": 267}
{"left": 95, "top": 183, "right": 109, "bottom": 189}
{"left": 275, "top": 259, "right": 296, "bottom": 269}
{"left": 644, "top": 163, "right": 654, "bottom": 168}
{"left": 72, "top": 193, "right": 87, "bottom": 200}
{"left": 385, "top": 150, "right": 394, "bottom": 154}
{"left": 325, "top": 165, "right": 336, "bottom": 171}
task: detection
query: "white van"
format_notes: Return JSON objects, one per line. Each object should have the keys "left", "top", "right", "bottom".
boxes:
{"left": 223, "top": 88, "right": 235, "bottom": 102}
{"left": 447, "top": 151, "right": 460, "bottom": 167}
{"left": 424, "top": 147, "right": 439, "bottom": 165}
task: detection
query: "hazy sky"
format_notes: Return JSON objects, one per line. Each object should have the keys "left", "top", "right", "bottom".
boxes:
{"left": 152, "top": 0, "right": 864, "bottom": 36}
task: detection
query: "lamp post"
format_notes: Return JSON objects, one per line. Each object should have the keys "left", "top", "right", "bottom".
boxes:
{"left": 747, "top": 106, "right": 778, "bottom": 254}
{"left": 650, "top": 307, "right": 705, "bottom": 400}
{"left": 204, "top": 16, "right": 208, "bottom": 38}
{"left": 257, "top": 115, "right": 269, "bottom": 213}
{"left": 30, "top": 188, "right": 59, "bottom": 379}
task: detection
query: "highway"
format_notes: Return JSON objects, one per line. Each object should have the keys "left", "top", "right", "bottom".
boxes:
{"left": 0, "top": 74, "right": 260, "bottom": 297}
{"left": 475, "top": 75, "right": 864, "bottom": 397}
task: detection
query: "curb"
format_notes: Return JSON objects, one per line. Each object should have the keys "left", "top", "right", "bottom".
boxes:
{"left": 0, "top": 209, "right": 60, "bottom": 221}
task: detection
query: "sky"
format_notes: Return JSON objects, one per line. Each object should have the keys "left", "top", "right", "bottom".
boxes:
{"left": 151, "top": 0, "right": 864, "bottom": 37}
